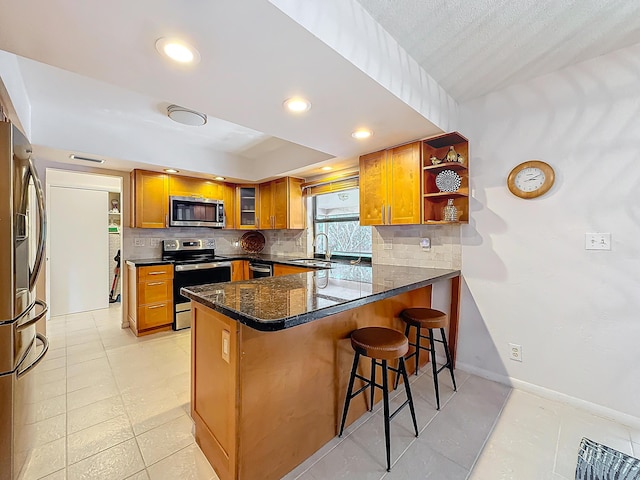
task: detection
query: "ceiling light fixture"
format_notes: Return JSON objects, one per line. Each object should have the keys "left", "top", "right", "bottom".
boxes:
{"left": 214, "top": 176, "right": 225, "bottom": 181}
{"left": 69, "top": 154, "right": 104, "bottom": 164}
{"left": 164, "top": 168, "right": 179, "bottom": 173}
{"left": 167, "top": 105, "right": 207, "bottom": 126}
{"left": 155, "top": 37, "right": 201, "bottom": 64}
{"left": 283, "top": 97, "right": 311, "bottom": 113}
{"left": 321, "top": 166, "right": 333, "bottom": 171}
{"left": 351, "top": 129, "right": 373, "bottom": 139}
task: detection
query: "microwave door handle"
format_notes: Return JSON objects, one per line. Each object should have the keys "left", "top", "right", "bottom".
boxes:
{"left": 17, "top": 333, "right": 49, "bottom": 378}
{"left": 28, "top": 160, "right": 47, "bottom": 291}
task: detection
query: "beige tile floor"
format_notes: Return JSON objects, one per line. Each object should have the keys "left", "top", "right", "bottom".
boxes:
{"left": 19, "top": 304, "right": 639, "bottom": 479}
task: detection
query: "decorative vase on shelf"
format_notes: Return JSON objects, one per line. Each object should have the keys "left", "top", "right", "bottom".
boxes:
{"left": 442, "top": 199, "right": 459, "bottom": 222}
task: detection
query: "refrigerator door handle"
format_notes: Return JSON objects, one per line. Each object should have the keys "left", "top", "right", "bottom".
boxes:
{"left": 28, "top": 160, "right": 47, "bottom": 291}
{"left": 16, "top": 299, "right": 48, "bottom": 331}
{"left": 16, "top": 333, "right": 49, "bottom": 378}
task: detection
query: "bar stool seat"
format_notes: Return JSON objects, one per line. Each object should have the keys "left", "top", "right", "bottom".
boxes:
{"left": 339, "top": 327, "right": 418, "bottom": 472}
{"left": 396, "top": 308, "right": 457, "bottom": 410}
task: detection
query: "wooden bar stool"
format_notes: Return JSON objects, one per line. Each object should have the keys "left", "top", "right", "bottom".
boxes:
{"left": 395, "top": 308, "right": 457, "bottom": 410}
{"left": 338, "top": 327, "right": 419, "bottom": 472}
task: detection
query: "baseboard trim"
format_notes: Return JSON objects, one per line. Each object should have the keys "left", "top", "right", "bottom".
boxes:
{"left": 455, "top": 361, "right": 640, "bottom": 430}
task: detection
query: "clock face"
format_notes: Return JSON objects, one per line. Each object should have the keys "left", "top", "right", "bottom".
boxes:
{"left": 514, "top": 167, "right": 545, "bottom": 192}
{"left": 507, "top": 160, "right": 555, "bottom": 199}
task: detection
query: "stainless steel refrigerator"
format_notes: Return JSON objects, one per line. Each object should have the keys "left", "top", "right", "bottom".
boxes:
{"left": 0, "top": 120, "right": 49, "bottom": 480}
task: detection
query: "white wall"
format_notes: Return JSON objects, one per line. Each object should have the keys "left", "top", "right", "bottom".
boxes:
{"left": 457, "top": 43, "right": 640, "bottom": 421}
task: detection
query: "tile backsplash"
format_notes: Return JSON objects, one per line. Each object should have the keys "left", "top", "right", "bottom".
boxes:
{"left": 372, "top": 224, "right": 461, "bottom": 269}
{"left": 124, "top": 227, "right": 308, "bottom": 259}
{"left": 124, "top": 224, "right": 461, "bottom": 270}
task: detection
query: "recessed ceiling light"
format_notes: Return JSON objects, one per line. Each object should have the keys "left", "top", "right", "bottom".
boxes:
{"left": 321, "top": 166, "right": 333, "bottom": 171}
{"left": 283, "top": 97, "right": 311, "bottom": 113}
{"left": 69, "top": 154, "right": 104, "bottom": 164}
{"left": 167, "top": 105, "right": 207, "bottom": 126}
{"left": 164, "top": 168, "right": 179, "bottom": 173}
{"left": 352, "top": 129, "right": 373, "bottom": 139}
{"left": 214, "top": 176, "right": 225, "bottom": 181}
{"left": 155, "top": 37, "right": 201, "bottom": 64}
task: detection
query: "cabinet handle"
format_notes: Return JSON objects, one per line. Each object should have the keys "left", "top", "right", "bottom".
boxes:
{"left": 148, "top": 304, "right": 166, "bottom": 309}
{"left": 382, "top": 204, "right": 385, "bottom": 224}
{"left": 148, "top": 272, "right": 164, "bottom": 275}
{"left": 387, "top": 205, "right": 391, "bottom": 224}
{"left": 147, "top": 282, "right": 163, "bottom": 286}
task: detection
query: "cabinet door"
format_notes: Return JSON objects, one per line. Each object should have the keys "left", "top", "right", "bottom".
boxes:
{"left": 169, "top": 175, "right": 206, "bottom": 198}
{"left": 132, "top": 170, "right": 168, "bottom": 228}
{"left": 231, "top": 260, "right": 245, "bottom": 282}
{"left": 237, "top": 186, "right": 257, "bottom": 229}
{"left": 222, "top": 183, "right": 236, "bottom": 229}
{"left": 359, "top": 150, "right": 388, "bottom": 226}
{"left": 272, "top": 178, "right": 289, "bottom": 230}
{"left": 388, "top": 142, "right": 421, "bottom": 225}
{"left": 286, "top": 177, "right": 305, "bottom": 230}
{"left": 273, "top": 264, "right": 312, "bottom": 276}
{"left": 138, "top": 303, "right": 172, "bottom": 331}
{"left": 258, "top": 181, "right": 274, "bottom": 230}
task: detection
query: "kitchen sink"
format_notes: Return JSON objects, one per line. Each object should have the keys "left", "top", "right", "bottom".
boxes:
{"left": 289, "top": 258, "right": 334, "bottom": 268}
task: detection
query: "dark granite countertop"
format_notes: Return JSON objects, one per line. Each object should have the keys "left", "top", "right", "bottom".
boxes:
{"left": 181, "top": 264, "right": 460, "bottom": 331}
{"left": 125, "top": 258, "right": 172, "bottom": 267}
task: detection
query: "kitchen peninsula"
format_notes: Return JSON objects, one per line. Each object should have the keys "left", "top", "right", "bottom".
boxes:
{"left": 181, "top": 264, "right": 461, "bottom": 480}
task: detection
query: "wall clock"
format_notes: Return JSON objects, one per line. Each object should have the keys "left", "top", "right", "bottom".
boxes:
{"left": 507, "top": 160, "right": 555, "bottom": 199}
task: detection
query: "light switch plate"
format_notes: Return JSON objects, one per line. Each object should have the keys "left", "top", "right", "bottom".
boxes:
{"left": 585, "top": 233, "right": 611, "bottom": 250}
{"left": 383, "top": 240, "right": 392, "bottom": 250}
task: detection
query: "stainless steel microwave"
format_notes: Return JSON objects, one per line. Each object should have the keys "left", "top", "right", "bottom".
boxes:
{"left": 169, "top": 196, "right": 225, "bottom": 228}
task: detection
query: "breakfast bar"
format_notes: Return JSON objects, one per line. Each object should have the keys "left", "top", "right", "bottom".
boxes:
{"left": 181, "top": 264, "right": 461, "bottom": 480}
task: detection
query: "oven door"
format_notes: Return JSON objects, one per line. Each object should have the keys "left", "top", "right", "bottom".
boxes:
{"left": 173, "top": 262, "right": 232, "bottom": 330}
{"left": 248, "top": 262, "right": 273, "bottom": 279}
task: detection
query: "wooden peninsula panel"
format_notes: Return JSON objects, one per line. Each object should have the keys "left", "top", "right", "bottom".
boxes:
{"left": 191, "top": 286, "right": 434, "bottom": 480}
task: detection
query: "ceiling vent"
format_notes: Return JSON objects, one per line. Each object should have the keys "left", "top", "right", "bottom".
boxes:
{"left": 167, "top": 105, "right": 207, "bottom": 126}
{"left": 69, "top": 154, "right": 104, "bottom": 164}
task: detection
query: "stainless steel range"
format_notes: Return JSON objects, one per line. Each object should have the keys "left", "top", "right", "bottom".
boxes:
{"left": 162, "top": 238, "right": 231, "bottom": 330}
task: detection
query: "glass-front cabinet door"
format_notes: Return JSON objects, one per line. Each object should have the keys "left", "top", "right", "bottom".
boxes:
{"left": 237, "top": 186, "right": 257, "bottom": 229}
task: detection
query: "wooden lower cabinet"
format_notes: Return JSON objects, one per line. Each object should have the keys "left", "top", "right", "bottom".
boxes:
{"left": 272, "top": 264, "right": 312, "bottom": 276}
{"left": 127, "top": 263, "right": 174, "bottom": 336}
{"left": 230, "top": 260, "right": 248, "bottom": 282}
{"left": 191, "top": 286, "right": 434, "bottom": 480}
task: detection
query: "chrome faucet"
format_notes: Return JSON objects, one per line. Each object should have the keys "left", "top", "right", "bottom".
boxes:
{"left": 313, "top": 232, "right": 331, "bottom": 261}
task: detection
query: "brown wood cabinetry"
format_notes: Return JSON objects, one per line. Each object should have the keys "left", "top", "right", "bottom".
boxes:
{"left": 222, "top": 183, "right": 236, "bottom": 229}
{"left": 130, "top": 170, "right": 168, "bottom": 228}
{"left": 359, "top": 142, "right": 421, "bottom": 226}
{"left": 258, "top": 177, "right": 304, "bottom": 230}
{"left": 230, "top": 260, "right": 248, "bottom": 282}
{"left": 272, "top": 264, "right": 313, "bottom": 276}
{"left": 127, "top": 263, "right": 174, "bottom": 336}
{"left": 422, "top": 132, "right": 469, "bottom": 224}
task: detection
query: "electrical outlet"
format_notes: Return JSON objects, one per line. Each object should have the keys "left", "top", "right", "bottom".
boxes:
{"left": 134, "top": 238, "right": 145, "bottom": 247}
{"left": 383, "top": 240, "right": 392, "bottom": 250}
{"left": 420, "top": 237, "right": 431, "bottom": 251}
{"left": 509, "top": 343, "right": 522, "bottom": 362}
{"left": 150, "top": 238, "right": 159, "bottom": 248}
{"left": 585, "top": 233, "right": 611, "bottom": 250}
{"left": 222, "top": 330, "right": 230, "bottom": 363}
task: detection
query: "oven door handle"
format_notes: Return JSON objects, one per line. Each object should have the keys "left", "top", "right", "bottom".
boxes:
{"left": 175, "top": 262, "right": 232, "bottom": 272}
{"left": 249, "top": 265, "right": 272, "bottom": 273}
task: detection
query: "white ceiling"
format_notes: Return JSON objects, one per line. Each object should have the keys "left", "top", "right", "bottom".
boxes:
{"left": 0, "top": 0, "right": 639, "bottom": 181}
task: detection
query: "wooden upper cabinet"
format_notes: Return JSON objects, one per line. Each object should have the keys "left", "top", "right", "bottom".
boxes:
{"left": 236, "top": 185, "right": 257, "bottom": 229}
{"left": 388, "top": 142, "right": 422, "bottom": 225}
{"left": 130, "top": 170, "right": 168, "bottom": 228}
{"left": 222, "top": 183, "right": 236, "bottom": 229}
{"left": 168, "top": 175, "right": 225, "bottom": 200}
{"left": 359, "top": 150, "right": 388, "bottom": 226}
{"left": 359, "top": 142, "right": 421, "bottom": 226}
{"left": 258, "top": 181, "right": 274, "bottom": 230}
{"left": 258, "top": 177, "right": 304, "bottom": 230}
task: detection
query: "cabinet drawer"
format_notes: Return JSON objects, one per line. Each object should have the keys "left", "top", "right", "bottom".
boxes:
{"left": 138, "top": 264, "right": 173, "bottom": 281}
{"left": 138, "top": 303, "right": 172, "bottom": 331}
{"left": 138, "top": 280, "right": 172, "bottom": 305}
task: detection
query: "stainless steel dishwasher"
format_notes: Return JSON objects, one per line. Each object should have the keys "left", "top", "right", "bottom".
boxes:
{"left": 248, "top": 261, "right": 272, "bottom": 278}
